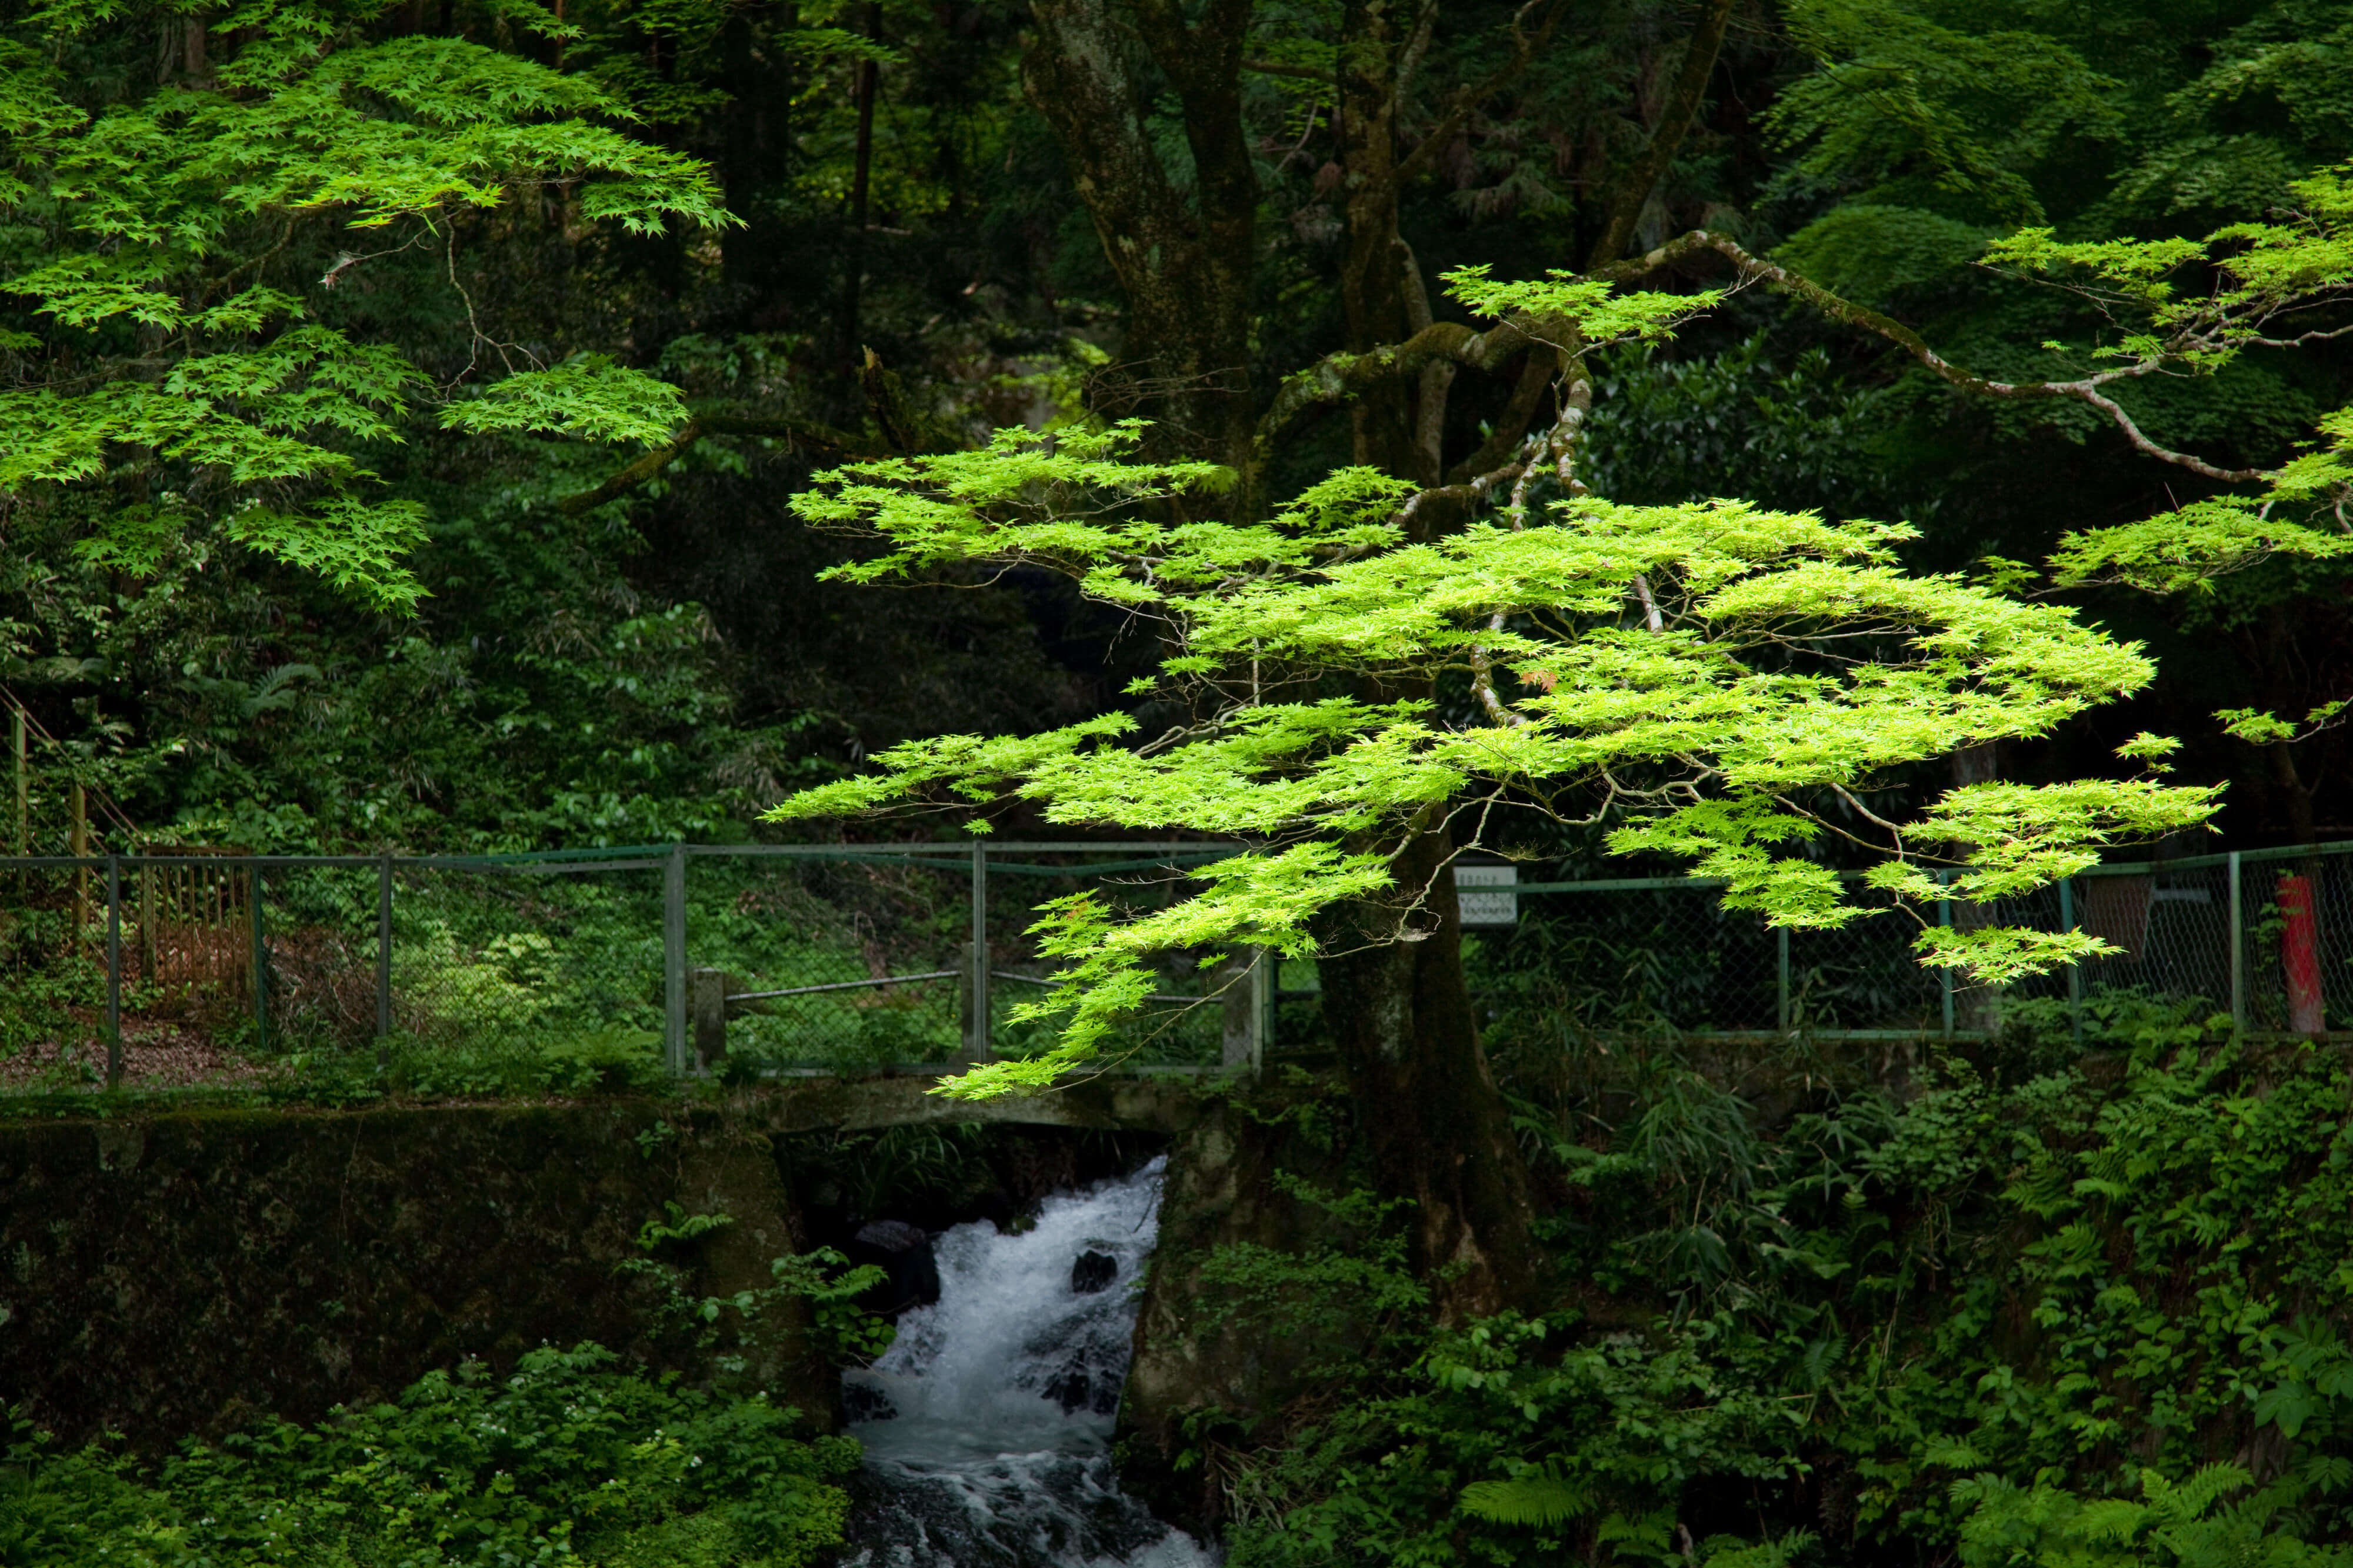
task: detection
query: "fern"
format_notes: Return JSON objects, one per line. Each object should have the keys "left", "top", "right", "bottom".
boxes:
{"left": 1459, "top": 1465, "right": 1593, "bottom": 1528}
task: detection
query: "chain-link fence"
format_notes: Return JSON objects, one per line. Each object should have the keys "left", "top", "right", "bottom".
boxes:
{"left": 1439, "top": 842, "right": 2353, "bottom": 1045}
{"left": 0, "top": 843, "right": 1258, "bottom": 1090}
{"left": 4, "top": 839, "right": 2347, "bottom": 1092}
{"left": 689, "top": 845, "right": 1239, "bottom": 1075}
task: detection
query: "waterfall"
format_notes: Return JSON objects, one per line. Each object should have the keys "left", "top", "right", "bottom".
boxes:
{"left": 839, "top": 1156, "right": 1217, "bottom": 1568}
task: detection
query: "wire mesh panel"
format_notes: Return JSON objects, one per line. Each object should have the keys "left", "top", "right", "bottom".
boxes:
{"left": 1787, "top": 883, "right": 1945, "bottom": 1034}
{"left": 689, "top": 847, "right": 1235, "bottom": 1073}
{"left": 1470, "top": 883, "right": 1780, "bottom": 1037}
{"left": 2075, "top": 859, "right": 2233, "bottom": 1015}
{"left": 255, "top": 860, "right": 378, "bottom": 1052}
{"left": 690, "top": 850, "right": 971, "bottom": 1072}
{"left": 0, "top": 862, "right": 108, "bottom": 1085}
{"left": 2241, "top": 849, "right": 2353, "bottom": 1034}
{"left": 981, "top": 848, "right": 1232, "bottom": 1069}
{"left": 390, "top": 860, "right": 666, "bottom": 1065}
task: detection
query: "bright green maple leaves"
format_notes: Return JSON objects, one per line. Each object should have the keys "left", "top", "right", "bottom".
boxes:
{"left": 765, "top": 171, "right": 2353, "bottom": 1088}
{"left": 1, "top": 3, "right": 726, "bottom": 610}
{"left": 771, "top": 412, "right": 2219, "bottom": 1091}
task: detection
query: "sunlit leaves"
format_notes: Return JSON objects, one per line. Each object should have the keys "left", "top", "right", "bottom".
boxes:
{"left": 441, "top": 356, "right": 688, "bottom": 446}
{"left": 2048, "top": 499, "right": 2350, "bottom": 594}
{"left": 1442, "top": 263, "right": 1722, "bottom": 350}
{"left": 774, "top": 422, "right": 2217, "bottom": 1078}
{"left": 0, "top": 6, "right": 731, "bottom": 612}
{"left": 2215, "top": 700, "right": 2350, "bottom": 746}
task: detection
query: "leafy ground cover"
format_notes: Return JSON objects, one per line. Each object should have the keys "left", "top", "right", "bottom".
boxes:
{"left": 1194, "top": 993, "right": 2353, "bottom": 1568}
{"left": 0, "top": 1343, "right": 857, "bottom": 1568}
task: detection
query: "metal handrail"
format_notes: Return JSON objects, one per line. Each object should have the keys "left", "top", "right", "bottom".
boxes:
{"left": 727, "top": 970, "right": 961, "bottom": 1003}
{"left": 993, "top": 968, "right": 1207, "bottom": 1006}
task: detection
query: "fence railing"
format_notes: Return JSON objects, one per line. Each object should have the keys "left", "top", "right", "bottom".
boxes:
{"left": 1445, "top": 840, "right": 2353, "bottom": 1046}
{"left": 2, "top": 838, "right": 2347, "bottom": 1091}
{"left": 0, "top": 841, "right": 1258, "bottom": 1090}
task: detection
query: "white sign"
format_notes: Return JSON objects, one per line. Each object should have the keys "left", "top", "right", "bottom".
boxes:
{"left": 1454, "top": 864, "right": 1519, "bottom": 927}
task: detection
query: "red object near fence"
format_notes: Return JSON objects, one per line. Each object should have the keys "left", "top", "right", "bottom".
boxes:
{"left": 2279, "top": 873, "right": 2325, "bottom": 1036}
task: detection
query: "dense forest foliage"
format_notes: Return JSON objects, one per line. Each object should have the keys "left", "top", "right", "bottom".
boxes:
{"left": 5, "top": 3, "right": 2353, "bottom": 1568}
{"left": 4, "top": 0, "right": 2348, "bottom": 858}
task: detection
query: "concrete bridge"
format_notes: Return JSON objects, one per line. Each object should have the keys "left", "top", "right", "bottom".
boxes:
{"left": 739, "top": 1068, "right": 1219, "bottom": 1134}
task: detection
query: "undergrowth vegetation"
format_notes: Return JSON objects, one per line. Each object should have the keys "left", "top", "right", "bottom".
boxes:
{"left": 1205, "top": 995, "right": 2353, "bottom": 1568}
{"left": 0, "top": 1345, "right": 857, "bottom": 1568}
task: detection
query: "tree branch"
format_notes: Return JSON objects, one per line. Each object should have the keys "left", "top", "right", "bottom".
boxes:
{"left": 1585, "top": 0, "right": 1737, "bottom": 269}
{"left": 1604, "top": 229, "right": 2271, "bottom": 485}
{"left": 556, "top": 415, "right": 872, "bottom": 515}
{"left": 1445, "top": 344, "right": 1554, "bottom": 485}
{"left": 1392, "top": 0, "right": 1567, "bottom": 191}
{"left": 1255, "top": 318, "right": 1532, "bottom": 462}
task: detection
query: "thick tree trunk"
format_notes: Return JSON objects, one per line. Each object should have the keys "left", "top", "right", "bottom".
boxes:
{"left": 1322, "top": 3, "right": 1538, "bottom": 1316}
{"left": 1335, "top": 0, "right": 1424, "bottom": 472}
{"left": 1021, "top": 0, "right": 1260, "bottom": 501}
{"left": 1948, "top": 740, "right": 2005, "bottom": 1035}
{"left": 1024, "top": 0, "right": 1543, "bottom": 1317}
{"left": 1314, "top": 819, "right": 1535, "bottom": 1318}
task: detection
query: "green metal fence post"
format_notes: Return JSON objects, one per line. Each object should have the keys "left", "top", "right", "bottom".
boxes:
{"left": 663, "top": 844, "right": 686, "bottom": 1078}
{"left": 376, "top": 852, "right": 393, "bottom": 1062}
{"left": 2061, "top": 876, "right": 2081, "bottom": 1046}
{"left": 2228, "top": 850, "right": 2244, "bottom": 1035}
{"left": 11, "top": 706, "right": 24, "bottom": 854}
{"left": 1938, "top": 870, "right": 1954, "bottom": 1039}
{"left": 1255, "top": 948, "right": 1272, "bottom": 1070}
{"left": 250, "top": 861, "right": 266, "bottom": 1053}
{"left": 1777, "top": 922, "right": 1791, "bottom": 1034}
{"left": 105, "top": 853, "right": 121, "bottom": 1090}
{"left": 968, "top": 838, "right": 989, "bottom": 1061}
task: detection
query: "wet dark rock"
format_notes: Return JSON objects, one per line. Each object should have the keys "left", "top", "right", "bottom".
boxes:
{"left": 1070, "top": 1249, "right": 1117, "bottom": 1295}
{"left": 841, "top": 1378, "right": 898, "bottom": 1423}
{"left": 1041, "top": 1355, "right": 1120, "bottom": 1416}
{"left": 848, "top": 1220, "right": 942, "bottom": 1316}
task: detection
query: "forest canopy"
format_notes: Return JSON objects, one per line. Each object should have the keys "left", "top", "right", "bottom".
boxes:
{"left": 4, "top": 0, "right": 2346, "bottom": 859}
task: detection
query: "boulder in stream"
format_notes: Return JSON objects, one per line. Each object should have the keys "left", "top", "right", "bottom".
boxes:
{"left": 1070, "top": 1249, "right": 1117, "bottom": 1295}
{"left": 848, "top": 1219, "right": 941, "bottom": 1316}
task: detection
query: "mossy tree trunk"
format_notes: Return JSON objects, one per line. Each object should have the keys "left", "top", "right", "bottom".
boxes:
{"left": 1312, "top": 825, "right": 1536, "bottom": 1317}
{"left": 1018, "top": 0, "right": 1742, "bottom": 1318}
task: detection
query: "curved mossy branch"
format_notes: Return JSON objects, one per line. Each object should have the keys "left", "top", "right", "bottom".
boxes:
{"left": 1272, "top": 223, "right": 2285, "bottom": 495}
{"left": 1444, "top": 343, "right": 1555, "bottom": 487}
{"left": 1254, "top": 318, "right": 1537, "bottom": 470}
{"left": 1601, "top": 229, "right": 2269, "bottom": 485}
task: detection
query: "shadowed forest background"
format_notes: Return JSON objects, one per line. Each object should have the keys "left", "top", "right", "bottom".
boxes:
{"left": 5, "top": 0, "right": 2347, "bottom": 859}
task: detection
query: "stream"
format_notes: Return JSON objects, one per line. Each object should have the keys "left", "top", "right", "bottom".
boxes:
{"left": 837, "top": 1156, "right": 1218, "bottom": 1568}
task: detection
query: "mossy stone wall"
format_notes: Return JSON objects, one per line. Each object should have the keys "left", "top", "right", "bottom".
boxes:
{"left": 1119, "top": 1087, "right": 1362, "bottom": 1528}
{"left": 0, "top": 1100, "right": 823, "bottom": 1451}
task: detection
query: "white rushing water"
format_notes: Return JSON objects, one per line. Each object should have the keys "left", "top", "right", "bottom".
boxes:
{"left": 838, "top": 1156, "right": 1218, "bottom": 1568}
